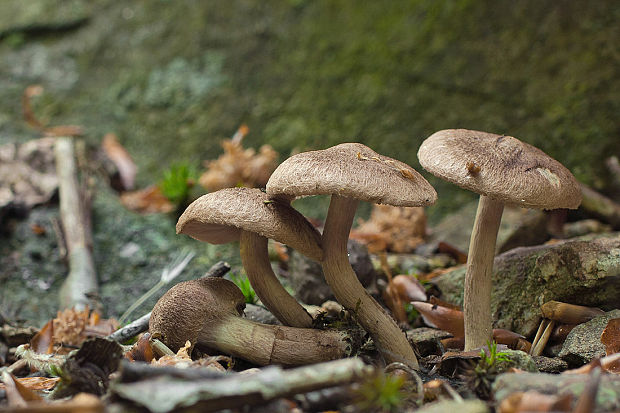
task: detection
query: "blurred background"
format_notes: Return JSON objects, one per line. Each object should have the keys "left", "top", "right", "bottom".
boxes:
{"left": 1, "top": 0, "right": 618, "bottom": 216}
{"left": 1, "top": 0, "right": 618, "bottom": 322}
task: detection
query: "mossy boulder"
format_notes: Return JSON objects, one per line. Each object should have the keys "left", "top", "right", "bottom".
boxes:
{"left": 433, "top": 233, "right": 620, "bottom": 337}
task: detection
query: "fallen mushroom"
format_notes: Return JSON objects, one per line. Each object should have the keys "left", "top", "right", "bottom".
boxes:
{"left": 267, "top": 143, "right": 437, "bottom": 369}
{"left": 176, "top": 187, "right": 322, "bottom": 328}
{"left": 149, "top": 277, "right": 354, "bottom": 366}
{"left": 418, "top": 129, "right": 581, "bottom": 350}
{"left": 529, "top": 301, "right": 604, "bottom": 356}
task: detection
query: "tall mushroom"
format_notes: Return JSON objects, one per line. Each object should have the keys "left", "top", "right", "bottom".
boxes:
{"left": 418, "top": 129, "right": 581, "bottom": 350}
{"left": 176, "top": 187, "right": 322, "bottom": 328}
{"left": 266, "top": 143, "right": 437, "bottom": 369}
{"left": 149, "top": 277, "right": 353, "bottom": 366}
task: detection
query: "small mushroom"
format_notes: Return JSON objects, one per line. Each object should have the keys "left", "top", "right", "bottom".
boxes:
{"left": 418, "top": 130, "right": 581, "bottom": 350}
{"left": 177, "top": 187, "right": 321, "bottom": 328}
{"left": 149, "top": 277, "right": 353, "bottom": 366}
{"left": 267, "top": 143, "right": 436, "bottom": 369}
{"left": 529, "top": 301, "right": 604, "bottom": 356}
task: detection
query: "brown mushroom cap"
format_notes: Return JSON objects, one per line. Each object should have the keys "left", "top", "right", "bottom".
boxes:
{"left": 417, "top": 129, "right": 582, "bottom": 209}
{"left": 266, "top": 143, "right": 437, "bottom": 207}
{"left": 540, "top": 301, "right": 605, "bottom": 324}
{"left": 176, "top": 187, "right": 322, "bottom": 261}
{"left": 149, "top": 277, "right": 245, "bottom": 352}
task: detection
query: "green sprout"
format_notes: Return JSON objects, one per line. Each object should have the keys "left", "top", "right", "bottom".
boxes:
{"left": 230, "top": 273, "right": 257, "bottom": 305}
{"left": 159, "top": 162, "right": 197, "bottom": 207}
{"left": 355, "top": 371, "right": 406, "bottom": 413}
{"left": 464, "top": 340, "right": 513, "bottom": 399}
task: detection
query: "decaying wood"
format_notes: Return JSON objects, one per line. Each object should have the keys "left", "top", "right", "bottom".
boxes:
{"left": 111, "top": 357, "right": 372, "bottom": 413}
{"left": 55, "top": 137, "right": 98, "bottom": 310}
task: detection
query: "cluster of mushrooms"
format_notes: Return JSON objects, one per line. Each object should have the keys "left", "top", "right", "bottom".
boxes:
{"left": 149, "top": 129, "right": 581, "bottom": 370}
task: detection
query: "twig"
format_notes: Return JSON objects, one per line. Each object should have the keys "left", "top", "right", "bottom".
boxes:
{"left": 112, "top": 357, "right": 372, "bottom": 412}
{"left": 108, "top": 261, "right": 231, "bottom": 343}
{"left": 55, "top": 137, "right": 98, "bottom": 310}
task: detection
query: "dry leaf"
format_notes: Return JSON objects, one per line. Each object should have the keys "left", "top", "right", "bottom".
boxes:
{"left": 437, "top": 241, "right": 467, "bottom": 264}
{"left": 0, "top": 377, "right": 59, "bottom": 392}
{"left": 352, "top": 205, "right": 427, "bottom": 253}
{"left": 101, "top": 132, "right": 137, "bottom": 191}
{"left": 22, "top": 85, "right": 83, "bottom": 137}
{"left": 53, "top": 307, "right": 118, "bottom": 348}
{"left": 601, "top": 318, "right": 620, "bottom": 356}
{"left": 152, "top": 340, "right": 230, "bottom": 372}
{"left": 499, "top": 390, "right": 572, "bottom": 413}
{"left": 30, "top": 319, "right": 54, "bottom": 354}
{"left": 0, "top": 371, "right": 43, "bottom": 407}
{"left": 124, "top": 333, "right": 155, "bottom": 362}
{"left": 120, "top": 185, "right": 174, "bottom": 214}
{"left": 390, "top": 275, "right": 427, "bottom": 302}
{"left": 199, "top": 125, "right": 278, "bottom": 191}
{"left": 411, "top": 301, "right": 464, "bottom": 337}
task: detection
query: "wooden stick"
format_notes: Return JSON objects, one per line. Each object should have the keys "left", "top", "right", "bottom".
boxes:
{"left": 55, "top": 137, "right": 98, "bottom": 310}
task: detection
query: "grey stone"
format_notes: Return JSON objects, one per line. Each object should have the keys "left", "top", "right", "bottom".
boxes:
{"left": 558, "top": 309, "right": 620, "bottom": 366}
{"left": 433, "top": 233, "right": 620, "bottom": 337}
{"left": 533, "top": 356, "right": 569, "bottom": 373}
{"left": 288, "top": 239, "right": 376, "bottom": 306}
{"left": 405, "top": 327, "right": 452, "bottom": 357}
{"left": 493, "top": 372, "right": 620, "bottom": 412}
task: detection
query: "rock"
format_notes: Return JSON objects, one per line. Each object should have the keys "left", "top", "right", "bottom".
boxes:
{"left": 533, "top": 356, "right": 569, "bottom": 373}
{"left": 288, "top": 239, "right": 376, "bottom": 306}
{"left": 417, "top": 400, "right": 489, "bottom": 413}
{"left": 0, "top": 0, "right": 90, "bottom": 37}
{"left": 558, "top": 309, "right": 620, "bottom": 366}
{"left": 427, "top": 202, "right": 550, "bottom": 254}
{"left": 244, "top": 304, "right": 280, "bottom": 325}
{"left": 493, "top": 372, "right": 620, "bottom": 412}
{"left": 433, "top": 233, "right": 620, "bottom": 337}
{"left": 405, "top": 327, "right": 452, "bottom": 357}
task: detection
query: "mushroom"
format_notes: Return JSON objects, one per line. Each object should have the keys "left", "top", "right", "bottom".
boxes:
{"left": 529, "top": 301, "right": 604, "bottom": 356}
{"left": 176, "top": 187, "right": 322, "bottom": 328}
{"left": 418, "top": 129, "right": 581, "bottom": 351}
{"left": 149, "top": 277, "right": 353, "bottom": 366}
{"left": 266, "top": 143, "right": 437, "bottom": 369}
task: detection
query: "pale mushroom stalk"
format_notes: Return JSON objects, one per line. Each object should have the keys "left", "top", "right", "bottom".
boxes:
{"left": 322, "top": 195, "right": 419, "bottom": 369}
{"left": 463, "top": 195, "right": 504, "bottom": 350}
{"left": 239, "top": 230, "right": 313, "bottom": 328}
{"left": 150, "top": 278, "right": 352, "bottom": 366}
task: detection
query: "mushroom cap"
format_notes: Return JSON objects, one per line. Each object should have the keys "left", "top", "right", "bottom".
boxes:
{"left": 149, "top": 277, "right": 245, "bottom": 352}
{"left": 266, "top": 142, "right": 437, "bottom": 207}
{"left": 417, "top": 129, "right": 582, "bottom": 209}
{"left": 540, "top": 301, "right": 605, "bottom": 324}
{"left": 176, "top": 187, "right": 322, "bottom": 261}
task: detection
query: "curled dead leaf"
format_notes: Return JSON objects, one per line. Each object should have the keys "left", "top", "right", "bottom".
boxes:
{"left": 601, "top": 318, "right": 620, "bottom": 356}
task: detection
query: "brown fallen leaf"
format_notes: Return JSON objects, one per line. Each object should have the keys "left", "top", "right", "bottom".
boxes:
{"left": 601, "top": 318, "right": 620, "bottom": 356}
{"left": 152, "top": 340, "right": 231, "bottom": 372}
{"left": 120, "top": 185, "right": 174, "bottom": 214}
{"left": 0, "top": 371, "right": 43, "bottom": 407}
{"left": 199, "top": 125, "right": 278, "bottom": 191}
{"left": 352, "top": 204, "right": 427, "bottom": 253}
{"left": 124, "top": 333, "right": 155, "bottom": 362}
{"left": 411, "top": 301, "right": 464, "bottom": 337}
{"left": 22, "top": 85, "right": 83, "bottom": 137}
{"left": 437, "top": 241, "right": 467, "bottom": 264}
{"left": 30, "top": 319, "right": 54, "bottom": 354}
{"left": 0, "top": 376, "right": 59, "bottom": 392}
{"left": 0, "top": 392, "right": 103, "bottom": 413}
{"left": 53, "top": 306, "right": 119, "bottom": 349}
{"left": 101, "top": 133, "right": 137, "bottom": 191}
{"left": 498, "top": 390, "right": 572, "bottom": 413}
{"left": 379, "top": 254, "right": 408, "bottom": 325}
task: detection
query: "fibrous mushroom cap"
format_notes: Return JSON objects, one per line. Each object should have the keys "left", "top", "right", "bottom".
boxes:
{"left": 266, "top": 142, "right": 437, "bottom": 207}
{"left": 176, "top": 187, "right": 322, "bottom": 260}
{"left": 149, "top": 277, "right": 245, "bottom": 352}
{"left": 417, "top": 129, "right": 582, "bottom": 209}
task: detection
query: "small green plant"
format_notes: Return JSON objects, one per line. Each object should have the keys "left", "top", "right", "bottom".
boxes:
{"left": 159, "top": 162, "right": 197, "bottom": 206}
{"left": 355, "top": 371, "right": 405, "bottom": 413}
{"left": 230, "top": 273, "right": 257, "bottom": 305}
{"left": 463, "top": 340, "right": 513, "bottom": 399}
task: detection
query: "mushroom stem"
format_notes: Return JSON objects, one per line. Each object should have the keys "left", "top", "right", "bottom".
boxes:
{"left": 239, "top": 230, "right": 313, "bottom": 328}
{"left": 464, "top": 195, "right": 504, "bottom": 351}
{"left": 530, "top": 319, "right": 555, "bottom": 356}
{"left": 321, "top": 195, "right": 419, "bottom": 369}
{"left": 198, "top": 315, "right": 350, "bottom": 366}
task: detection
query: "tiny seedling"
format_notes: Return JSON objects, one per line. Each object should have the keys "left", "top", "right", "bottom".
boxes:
{"left": 230, "top": 273, "right": 257, "bottom": 305}
{"left": 159, "top": 162, "right": 197, "bottom": 207}
{"left": 464, "top": 340, "right": 513, "bottom": 399}
{"left": 355, "top": 371, "right": 406, "bottom": 413}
